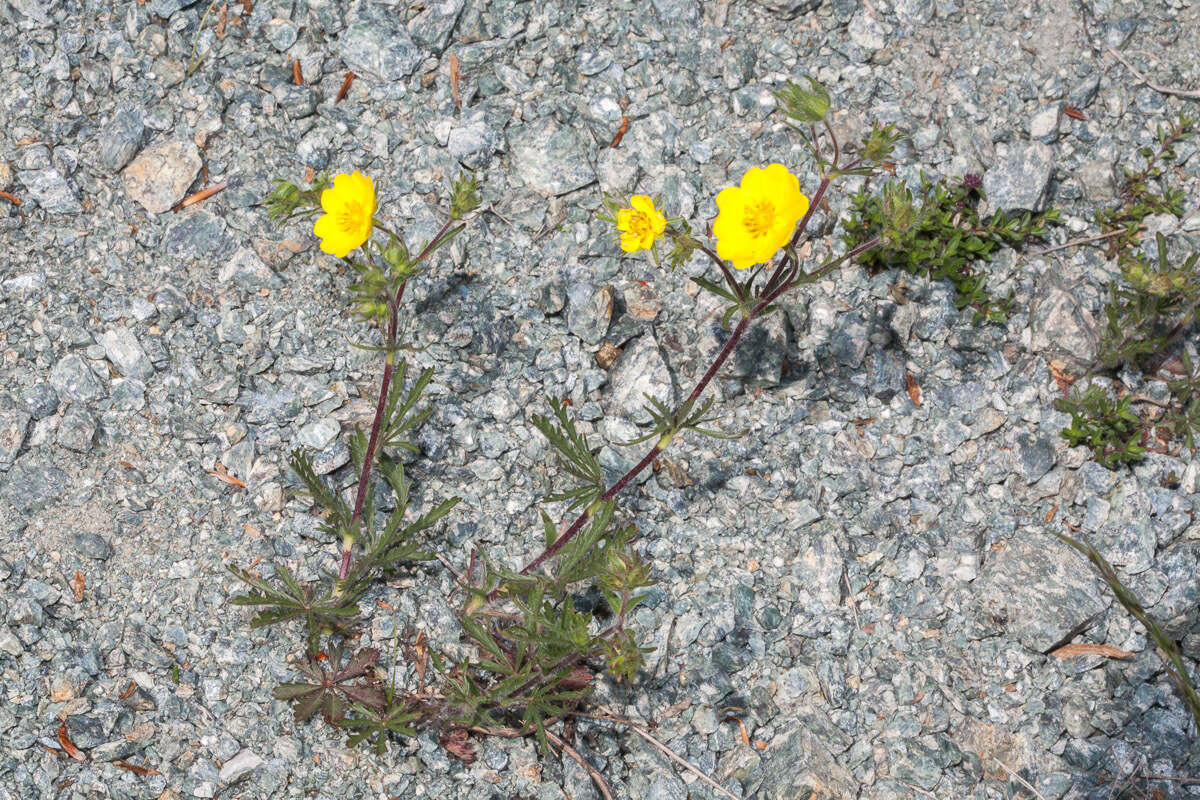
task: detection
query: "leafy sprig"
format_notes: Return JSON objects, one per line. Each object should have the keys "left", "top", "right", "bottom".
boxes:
{"left": 531, "top": 397, "right": 605, "bottom": 510}
{"left": 1055, "top": 385, "right": 1147, "bottom": 469}
{"left": 843, "top": 173, "right": 1059, "bottom": 323}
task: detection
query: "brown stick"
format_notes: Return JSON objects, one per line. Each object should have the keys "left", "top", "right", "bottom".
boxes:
{"left": 545, "top": 730, "right": 615, "bottom": 800}
{"left": 1033, "top": 228, "right": 1129, "bottom": 256}
{"left": 172, "top": 182, "right": 227, "bottom": 212}
{"left": 583, "top": 711, "right": 740, "bottom": 800}
{"left": 610, "top": 115, "right": 629, "bottom": 148}
{"left": 448, "top": 54, "right": 462, "bottom": 110}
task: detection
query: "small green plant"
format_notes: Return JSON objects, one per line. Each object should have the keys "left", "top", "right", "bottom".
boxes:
{"left": 1096, "top": 234, "right": 1200, "bottom": 375}
{"left": 1055, "top": 384, "right": 1147, "bottom": 468}
{"left": 1055, "top": 111, "right": 1200, "bottom": 468}
{"left": 1095, "top": 112, "right": 1195, "bottom": 263}
{"left": 843, "top": 172, "right": 1060, "bottom": 323}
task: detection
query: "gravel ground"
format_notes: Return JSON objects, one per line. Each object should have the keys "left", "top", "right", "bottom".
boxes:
{"left": 2, "top": 0, "right": 1199, "bottom": 798}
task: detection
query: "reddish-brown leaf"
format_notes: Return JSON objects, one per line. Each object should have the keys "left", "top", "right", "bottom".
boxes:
{"left": 1063, "top": 106, "right": 1087, "bottom": 120}
{"left": 336, "top": 71, "right": 356, "bottom": 104}
{"left": 119, "top": 682, "right": 137, "bottom": 700}
{"left": 0, "top": 190, "right": 21, "bottom": 206}
{"left": 441, "top": 728, "right": 476, "bottom": 763}
{"left": 610, "top": 115, "right": 630, "bottom": 148}
{"left": 558, "top": 666, "right": 593, "bottom": 691}
{"left": 448, "top": 53, "right": 462, "bottom": 110}
{"left": 57, "top": 724, "right": 87, "bottom": 762}
{"left": 113, "top": 760, "right": 160, "bottom": 777}
{"left": 205, "top": 462, "right": 246, "bottom": 489}
{"left": 292, "top": 59, "right": 303, "bottom": 85}
{"left": 1051, "top": 643, "right": 1135, "bottom": 660}
{"left": 72, "top": 571, "right": 85, "bottom": 603}
{"left": 905, "top": 372, "right": 922, "bottom": 406}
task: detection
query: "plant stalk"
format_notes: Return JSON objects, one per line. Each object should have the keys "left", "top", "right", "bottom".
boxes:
{"left": 338, "top": 281, "right": 407, "bottom": 582}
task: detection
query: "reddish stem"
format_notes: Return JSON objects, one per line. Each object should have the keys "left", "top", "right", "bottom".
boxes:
{"left": 338, "top": 280, "right": 407, "bottom": 582}
{"left": 511, "top": 313, "right": 753, "bottom": 584}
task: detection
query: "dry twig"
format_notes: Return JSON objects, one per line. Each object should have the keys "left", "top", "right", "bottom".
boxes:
{"left": 991, "top": 757, "right": 1050, "bottom": 800}
{"left": 545, "top": 729, "right": 614, "bottom": 800}
{"left": 587, "top": 711, "right": 740, "bottom": 800}
{"left": 173, "top": 182, "right": 227, "bottom": 212}
{"left": 1107, "top": 46, "right": 1200, "bottom": 100}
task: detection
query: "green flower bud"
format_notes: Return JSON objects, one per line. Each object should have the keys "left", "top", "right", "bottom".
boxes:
{"left": 881, "top": 182, "right": 915, "bottom": 244}
{"left": 383, "top": 235, "right": 411, "bottom": 273}
{"left": 773, "top": 76, "right": 831, "bottom": 124}
{"left": 862, "top": 122, "right": 901, "bottom": 164}
{"left": 449, "top": 174, "right": 481, "bottom": 220}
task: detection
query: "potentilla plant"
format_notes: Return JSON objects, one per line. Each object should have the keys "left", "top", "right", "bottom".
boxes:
{"left": 229, "top": 77, "right": 900, "bottom": 766}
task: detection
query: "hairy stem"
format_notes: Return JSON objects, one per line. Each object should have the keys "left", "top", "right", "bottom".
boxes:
{"left": 339, "top": 281, "right": 407, "bottom": 582}
{"left": 414, "top": 219, "right": 461, "bottom": 265}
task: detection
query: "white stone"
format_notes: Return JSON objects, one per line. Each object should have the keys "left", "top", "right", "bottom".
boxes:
{"left": 218, "top": 753, "right": 262, "bottom": 782}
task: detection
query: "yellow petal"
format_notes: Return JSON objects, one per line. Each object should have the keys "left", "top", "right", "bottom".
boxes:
{"left": 313, "top": 213, "right": 337, "bottom": 239}
{"left": 650, "top": 209, "right": 667, "bottom": 235}
{"left": 761, "top": 163, "right": 796, "bottom": 191}
{"left": 351, "top": 171, "right": 377, "bottom": 211}
{"left": 319, "top": 184, "right": 339, "bottom": 214}
{"left": 616, "top": 208, "right": 635, "bottom": 232}
{"left": 714, "top": 185, "right": 744, "bottom": 212}
{"left": 739, "top": 165, "right": 770, "bottom": 196}
{"left": 629, "top": 195, "right": 656, "bottom": 215}
{"left": 319, "top": 233, "right": 353, "bottom": 258}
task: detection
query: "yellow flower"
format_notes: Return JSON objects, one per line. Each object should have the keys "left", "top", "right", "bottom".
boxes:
{"left": 616, "top": 195, "right": 667, "bottom": 253}
{"left": 313, "top": 171, "right": 377, "bottom": 257}
{"left": 713, "top": 164, "right": 809, "bottom": 270}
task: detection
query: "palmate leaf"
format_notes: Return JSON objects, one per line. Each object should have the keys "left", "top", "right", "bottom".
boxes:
{"left": 532, "top": 397, "right": 604, "bottom": 509}
{"left": 552, "top": 500, "right": 624, "bottom": 588}
{"left": 341, "top": 700, "right": 420, "bottom": 755}
{"left": 272, "top": 645, "right": 385, "bottom": 724}
{"left": 623, "top": 395, "right": 744, "bottom": 446}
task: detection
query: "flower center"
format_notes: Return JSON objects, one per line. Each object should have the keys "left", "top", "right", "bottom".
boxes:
{"left": 742, "top": 200, "right": 775, "bottom": 238}
{"left": 628, "top": 211, "right": 653, "bottom": 236}
{"left": 336, "top": 201, "right": 366, "bottom": 234}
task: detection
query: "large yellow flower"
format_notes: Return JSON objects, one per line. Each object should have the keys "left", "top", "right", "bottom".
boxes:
{"left": 712, "top": 164, "right": 809, "bottom": 270}
{"left": 313, "top": 171, "right": 376, "bottom": 257}
{"left": 616, "top": 195, "right": 667, "bottom": 253}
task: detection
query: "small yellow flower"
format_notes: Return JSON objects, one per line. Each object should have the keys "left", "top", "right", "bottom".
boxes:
{"left": 313, "top": 171, "right": 377, "bottom": 257}
{"left": 616, "top": 195, "right": 667, "bottom": 253}
{"left": 713, "top": 164, "right": 809, "bottom": 269}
